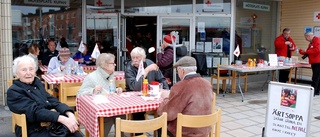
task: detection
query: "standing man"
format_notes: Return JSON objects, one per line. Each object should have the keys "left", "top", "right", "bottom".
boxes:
{"left": 157, "top": 56, "right": 213, "bottom": 137}
{"left": 42, "top": 40, "right": 59, "bottom": 66}
{"left": 274, "top": 28, "right": 297, "bottom": 83}
{"left": 125, "top": 47, "right": 169, "bottom": 135}
{"left": 299, "top": 32, "right": 320, "bottom": 96}
{"left": 157, "top": 34, "right": 174, "bottom": 86}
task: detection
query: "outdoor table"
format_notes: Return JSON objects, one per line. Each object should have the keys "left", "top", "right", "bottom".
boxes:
{"left": 77, "top": 92, "right": 163, "bottom": 137}
{"left": 220, "top": 65, "right": 291, "bottom": 102}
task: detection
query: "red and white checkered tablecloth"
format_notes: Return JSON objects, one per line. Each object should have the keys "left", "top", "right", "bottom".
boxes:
{"left": 114, "top": 71, "right": 125, "bottom": 80}
{"left": 41, "top": 74, "right": 87, "bottom": 84}
{"left": 77, "top": 92, "right": 162, "bottom": 137}
{"left": 39, "top": 65, "right": 97, "bottom": 72}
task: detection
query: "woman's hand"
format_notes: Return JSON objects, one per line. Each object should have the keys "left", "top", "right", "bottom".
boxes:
{"left": 57, "top": 115, "right": 79, "bottom": 133}
{"left": 93, "top": 85, "right": 103, "bottom": 94}
{"left": 116, "top": 87, "right": 123, "bottom": 94}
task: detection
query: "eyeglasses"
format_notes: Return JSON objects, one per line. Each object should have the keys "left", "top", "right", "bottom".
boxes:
{"left": 108, "top": 62, "right": 116, "bottom": 66}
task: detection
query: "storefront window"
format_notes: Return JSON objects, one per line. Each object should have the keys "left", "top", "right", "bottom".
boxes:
{"left": 124, "top": 0, "right": 192, "bottom": 14}
{"left": 196, "top": 0, "right": 231, "bottom": 14}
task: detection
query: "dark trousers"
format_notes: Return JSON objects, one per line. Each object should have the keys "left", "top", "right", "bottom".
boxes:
{"left": 157, "top": 128, "right": 175, "bottom": 137}
{"left": 311, "top": 63, "right": 320, "bottom": 95}
{"left": 132, "top": 112, "right": 146, "bottom": 135}
{"left": 279, "top": 70, "right": 290, "bottom": 83}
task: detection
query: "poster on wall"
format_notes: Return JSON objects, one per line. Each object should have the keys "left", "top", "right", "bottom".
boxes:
{"left": 196, "top": 42, "right": 204, "bottom": 52}
{"left": 313, "top": 11, "right": 320, "bottom": 22}
{"left": 213, "top": 57, "right": 220, "bottom": 67}
{"left": 212, "top": 38, "right": 223, "bottom": 52}
{"left": 206, "top": 56, "right": 213, "bottom": 68}
{"left": 314, "top": 26, "right": 320, "bottom": 37}
{"left": 205, "top": 42, "right": 212, "bottom": 52}
{"left": 304, "top": 26, "right": 313, "bottom": 33}
{"left": 264, "top": 82, "right": 313, "bottom": 137}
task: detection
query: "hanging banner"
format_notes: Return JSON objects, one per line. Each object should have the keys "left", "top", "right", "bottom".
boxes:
{"left": 24, "top": 0, "right": 69, "bottom": 7}
{"left": 264, "top": 82, "right": 313, "bottom": 137}
{"left": 95, "top": 0, "right": 114, "bottom": 8}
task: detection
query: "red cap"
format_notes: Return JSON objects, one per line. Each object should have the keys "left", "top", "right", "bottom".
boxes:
{"left": 163, "top": 34, "right": 176, "bottom": 44}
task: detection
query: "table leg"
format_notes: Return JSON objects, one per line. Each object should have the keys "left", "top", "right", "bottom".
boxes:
{"left": 231, "top": 70, "right": 237, "bottom": 93}
{"left": 294, "top": 67, "right": 298, "bottom": 84}
{"left": 99, "top": 117, "right": 104, "bottom": 137}
{"left": 238, "top": 73, "right": 244, "bottom": 102}
{"left": 288, "top": 68, "right": 293, "bottom": 83}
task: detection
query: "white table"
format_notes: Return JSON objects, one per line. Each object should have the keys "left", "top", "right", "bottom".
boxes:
{"left": 219, "top": 65, "right": 291, "bottom": 102}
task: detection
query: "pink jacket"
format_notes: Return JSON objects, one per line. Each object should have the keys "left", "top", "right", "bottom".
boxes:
{"left": 157, "top": 74, "right": 213, "bottom": 137}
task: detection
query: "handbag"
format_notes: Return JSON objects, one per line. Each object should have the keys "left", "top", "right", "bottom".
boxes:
{"left": 48, "top": 122, "right": 70, "bottom": 137}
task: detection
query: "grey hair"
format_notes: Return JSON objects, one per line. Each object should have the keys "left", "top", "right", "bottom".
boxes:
{"left": 180, "top": 66, "right": 197, "bottom": 73}
{"left": 96, "top": 53, "right": 115, "bottom": 67}
{"left": 12, "top": 55, "right": 37, "bottom": 77}
{"left": 305, "top": 32, "right": 314, "bottom": 36}
{"left": 130, "top": 47, "right": 146, "bottom": 58}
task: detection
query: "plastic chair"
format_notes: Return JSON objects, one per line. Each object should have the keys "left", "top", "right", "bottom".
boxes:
{"left": 12, "top": 113, "right": 28, "bottom": 137}
{"left": 115, "top": 112, "right": 167, "bottom": 137}
{"left": 176, "top": 108, "right": 222, "bottom": 137}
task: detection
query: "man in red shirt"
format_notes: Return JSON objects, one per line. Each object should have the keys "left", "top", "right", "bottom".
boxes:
{"left": 299, "top": 32, "right": 320, "bottom": 96}
{"left": 274, "top": 28, "right": 296, "bottom": 83}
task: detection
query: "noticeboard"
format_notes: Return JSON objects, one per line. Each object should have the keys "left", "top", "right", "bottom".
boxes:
{"left": 264, "top": 81, "right": 313, "bottom": 137}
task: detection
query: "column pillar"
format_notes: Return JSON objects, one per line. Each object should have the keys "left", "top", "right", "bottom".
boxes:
{"left": 1, "top": 0, "right": 13, "bottom": 106}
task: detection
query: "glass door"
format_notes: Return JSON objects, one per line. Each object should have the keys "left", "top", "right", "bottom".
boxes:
{"left": 86, "top": 13, "right": 121, "bottom": 69}
{"left": 158, "top": 16, "right": 192, "bottom": 83}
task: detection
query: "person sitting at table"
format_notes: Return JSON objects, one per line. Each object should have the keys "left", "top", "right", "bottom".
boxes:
{"left": 47, "top": 47, "right": 77, "bottom": 74}
{"left": 157, "top": 56, "right": 213, "bottom": 137}
{"left": 77, "top": 53, "right": 125, "bottom": 137}
{"left": 42, "top": 40, "right": 59, "bottom": 66}
{"left": 73, "top": 43, "right": 94, "bottom": 65}
{"left": 7, "top": 55, "right": 82, "bottom": 137}
{"left": 27, "top": 43, "right": 41, "bottom": 69}
{"left": 125, "top": 47, "right": 169, "bottom": 135}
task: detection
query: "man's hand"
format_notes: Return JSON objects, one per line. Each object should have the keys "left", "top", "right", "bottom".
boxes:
{"left": 145, "top": 64, "right": 159, "bottom": 72}
{"left": 160, "top": 89, "right": 170, "bottom": 99}
{"left": 299, "top": 49, "right": 306, "bottom": 55}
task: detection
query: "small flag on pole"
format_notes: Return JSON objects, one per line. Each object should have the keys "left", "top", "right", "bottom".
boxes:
{"left": 91, "top": 43, "right": 100, "bottom": 59}
{"left": 233, "top": 44, "right": 240, "bottom": 57}
{"left": 56, "top": 42, "right": 61, "bottom": 51}
{"left": 78, "top": 40, "right": 85, "bottom": 53}
{"left": 136, "top": 60, "right": 145, "bottom": 81}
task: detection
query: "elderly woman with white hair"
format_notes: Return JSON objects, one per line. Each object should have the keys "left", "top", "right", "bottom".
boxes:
{"left": 77, "top": 53, "right": 125, "bottom": 137}
{"left": 7, "top": 55, "right": 82, "bottom": 137}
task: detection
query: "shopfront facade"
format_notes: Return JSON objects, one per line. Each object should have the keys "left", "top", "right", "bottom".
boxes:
{"left": 1, "top": 0, "right": 281, "bottom": 105}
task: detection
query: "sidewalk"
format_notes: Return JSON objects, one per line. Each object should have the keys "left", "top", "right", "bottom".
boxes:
{"left": 1, "top": 80, "right": 320, "bottom": 137}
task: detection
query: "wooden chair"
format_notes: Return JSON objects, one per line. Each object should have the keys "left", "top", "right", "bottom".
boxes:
{"left": 115, "top": 79, "right": 126, "bottom": 91}
{"left": 211, "top": 65, "right": 248, "bottom": 94}
{"left": 212, "top": 92, "right": 216, "bottom": 112}
{"left": 58, "top": 82, "right": 82, "bottom": 102}
{"left": 12, "top": 113, "right": 28, "bottom": 137}
{"left": 116, "top": 112, "right": 167, "bottom": 137}
{"left": 176, "top": 108, "right": 222, "bottom": 137}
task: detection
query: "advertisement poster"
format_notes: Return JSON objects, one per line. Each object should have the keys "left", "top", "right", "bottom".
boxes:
{"left": 212, "top": 38, "right": 223, "bottom": 52}
{"left": 213, "top": 57, "right": 220, "bottom": 67}
{"left": 205, "top": 42, "right": 212, "bottom": 52}
{"left": 265, "top": 82, "right": 313, "bottom": 137}
{"left": 196, "top": 42, "right": 204, "bottom": 52}
{"left": 206, "top": 56, "right": 213, "bottom": 68}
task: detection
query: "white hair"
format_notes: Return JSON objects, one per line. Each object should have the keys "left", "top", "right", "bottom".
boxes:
{"left": 12, "top": 55, "right": 37, "bottom": 77}
{"left": 96, "top": 53, "right": 115, "bottom": 67}
{"left": 130, "top": 47, "right": 146, "bottom": 58}
{"left": 180, "top": 66, "right": 197, "bottom": 73}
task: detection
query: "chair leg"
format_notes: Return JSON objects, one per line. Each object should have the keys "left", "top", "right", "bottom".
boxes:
{"left": 12, "top": 114, "right": 15, "bottom": 133}
{"left": 216, "top": 79, "right": 220, "bottom": 94}
{"left": 85, "top": 129, "right": 89, "bottom": 137}
{"left": 244, "top": 76, "right": 248, "bottom": 92}
{"left": 222, "top": 80, "right": 226, "bottom": 91}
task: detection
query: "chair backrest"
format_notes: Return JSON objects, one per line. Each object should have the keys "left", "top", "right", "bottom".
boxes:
{"left": 115, "top": 79, "right": 126, "bottom": 91}
{"left": 12, "top": 113, "right": 28, "bottom": 137}
{"left": 61, "top": 85, "right": 81, "bottom": 107}
{"left": 59, "top": 82, "right": 82, "bottom": 103}
{"left": 115, "top": 112, "right": 167, "bottom": 137}
{"left": 176, "top": 108, "right": 222, "bottom": 137}
{"left": 212, "top": 92, "right": 216, "bottom": 112}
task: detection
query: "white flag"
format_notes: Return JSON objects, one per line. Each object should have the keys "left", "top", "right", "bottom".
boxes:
{"left": 233, "top": 44, "right": 240, "bottom": 57}
{"left": 136, "top": 60, "right": 145, "bottom": 81}
{"left": 91, "top": 43, "right": 100, "bottom": 59}
{"left": 78, "top": 40, "right": 85, "bottom": 53}
{"left": 56, "top": 42, "right": 61, "bottom": 51}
